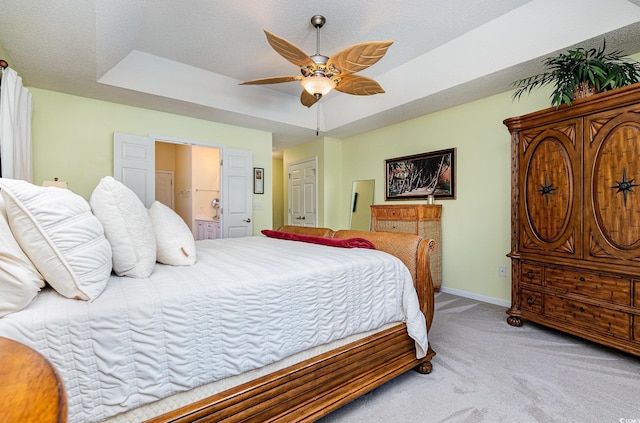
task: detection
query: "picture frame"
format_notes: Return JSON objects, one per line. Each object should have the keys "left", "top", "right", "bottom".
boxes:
{"left": 385, "top": 148, "right": 455, "bottom": 200}
{"left": 253, "top": 167, "right": 264, "bottom": 194}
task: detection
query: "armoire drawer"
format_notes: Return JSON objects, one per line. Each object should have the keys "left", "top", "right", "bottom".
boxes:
{"left": 520, "top": 263, "right": 543, "bottom": 285}
{"left": 520, "top": 289, "right": 543, "bottom": 314}
{"left": 544, "top": 295, "right": 631, "bottom": 338}
{"left": 545, "top": 267, "right": 631, "bottom": 305}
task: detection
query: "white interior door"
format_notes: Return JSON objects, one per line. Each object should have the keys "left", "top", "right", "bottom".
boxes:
{"left": 288, "top": 158, "right": 317, "bottom": 227}
{"left": 113, "top": 132, "right": 155, "bottom": 207}
{"left": 155, "top": 171, "right": 174, "bottom": 209}
{"left": 222, "top": 148, "right": 253, "bottom": 238}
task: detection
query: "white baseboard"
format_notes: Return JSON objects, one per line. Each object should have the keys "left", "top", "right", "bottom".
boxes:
{"left": 438, "top": 286, "right": 511, "bottom": 308}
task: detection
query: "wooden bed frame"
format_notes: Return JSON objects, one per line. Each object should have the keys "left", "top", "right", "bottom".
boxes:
{"left": 2, "top": 228, "right": 436, "bottom": 423}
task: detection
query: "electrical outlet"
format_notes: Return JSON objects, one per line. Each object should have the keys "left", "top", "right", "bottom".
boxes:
{"left": 498, "top": 265, "right": 507, "bottom": 277}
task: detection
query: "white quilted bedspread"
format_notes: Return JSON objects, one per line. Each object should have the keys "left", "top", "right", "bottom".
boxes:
{"left": 0, "top": 236, "right": 428, "bottom": 423}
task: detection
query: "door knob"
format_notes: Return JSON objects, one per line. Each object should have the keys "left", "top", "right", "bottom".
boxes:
{"left": 243, "top": 218, "right": 251, "bottom": 223}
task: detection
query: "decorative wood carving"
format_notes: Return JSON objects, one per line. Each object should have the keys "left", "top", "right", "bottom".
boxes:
{"left": 521, "top": 230, "right": 541, "bottom": 250}
{"left": 589, "top": 231, "right": 617, "bottom": 259}
{"left": 557, "top": 232, "right": 575, "bottom": 254}
{"left": 556, "top": 124, "right": 576, "bottom": 145}
{"left": 588, "top": 118, "right": 608, "bottom": 140}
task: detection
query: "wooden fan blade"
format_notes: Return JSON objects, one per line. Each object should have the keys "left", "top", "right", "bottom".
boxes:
{"left": 327, "top": 40, "right": 393, "bottom": 75}
{"left": 300, "top": 89, "right": 321, "bottom": 108}
{"left": 264, "top": 30, "right": 315, "bottom": 68}
{"left": 240, "top": 76, "right": 301, "bottom": 85}
{"left": 335, "top": 74, "right": 385, "bottom": 95}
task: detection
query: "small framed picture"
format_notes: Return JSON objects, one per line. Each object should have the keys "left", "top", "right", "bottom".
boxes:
{"left": 253, "top": 167, "right": 264, "bottom": 194}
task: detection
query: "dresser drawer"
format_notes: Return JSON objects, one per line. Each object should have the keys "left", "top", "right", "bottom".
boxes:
{"left": 521, "top": 263, "right": 543, "bottom": 285}
{"left": 372, "top": 207, "right": 418, "bottom": 220}
{"left": 374, "top": 220, "right": 417, "bottom": 234}
{"left": 545, "top": 267, "right": 631, "bottom": 305}
{"left": 544, "top": 295, "right": 631, "bottom": 338}
{"left": 520, "top": 289, "right": 543, "bottom": 314}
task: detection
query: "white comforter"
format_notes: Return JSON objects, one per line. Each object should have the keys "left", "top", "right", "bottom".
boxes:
{"left": 0, "top": 236, "right": 428, "bottom": 423}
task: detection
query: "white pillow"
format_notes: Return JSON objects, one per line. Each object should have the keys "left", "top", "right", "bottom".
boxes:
{"left": 0, "top": 178, "right": 112, "bottom": 301}
{"left": 148, "top": 201, "right": 197, "bottom": 266}
{"left": 89, "top": 176, "right": 156, "bottom": 278}
{"left": 0, "top": 193, "right": 45, "bottom": 316}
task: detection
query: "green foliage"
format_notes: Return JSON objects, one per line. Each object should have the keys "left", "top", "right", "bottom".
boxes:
{"left": 511, "top": 41, "right": 640, "bottom": 108}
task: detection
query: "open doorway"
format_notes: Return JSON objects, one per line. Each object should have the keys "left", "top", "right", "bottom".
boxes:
{"left": 155, "top": 142, "right": 221, "bottom": 239}
{"left": 114, "top": 132, "right": 253, "bottom": 239}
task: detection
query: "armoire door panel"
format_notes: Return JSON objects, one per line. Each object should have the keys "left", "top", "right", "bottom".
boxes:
{"left": 585, "top": 107, "right": 640, "bottom": 264}
{"left": 519, "top": 121, "right": 582, "bottom": 256}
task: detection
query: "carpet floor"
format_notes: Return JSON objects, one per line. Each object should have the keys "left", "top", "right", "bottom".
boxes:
{"left": 319, "top": 292, "right": 640, "bottom": 423}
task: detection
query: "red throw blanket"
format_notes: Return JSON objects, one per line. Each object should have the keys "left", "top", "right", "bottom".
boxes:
{"left": 261, "top": 230, "right": 376, "bottom": 249}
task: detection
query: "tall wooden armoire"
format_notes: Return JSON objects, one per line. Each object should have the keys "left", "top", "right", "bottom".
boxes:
{"left": 504, "top": 83, "right": 640, "bottom": 357}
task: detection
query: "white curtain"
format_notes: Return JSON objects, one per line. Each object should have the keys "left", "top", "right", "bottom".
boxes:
{"left": 0, "top": 66, "right": 33, "bottom": 182}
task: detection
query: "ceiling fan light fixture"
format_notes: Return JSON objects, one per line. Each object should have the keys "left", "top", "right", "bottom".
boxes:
{"left": 300, "top": 75, "right": 336, "bottom": 97}
{"left": 241, "top": 15, "right": 392, "bottom": 108}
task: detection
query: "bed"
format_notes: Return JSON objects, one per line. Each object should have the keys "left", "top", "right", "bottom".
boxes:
{"left": 0, "top": 177, "right": 436, "bottom": 423}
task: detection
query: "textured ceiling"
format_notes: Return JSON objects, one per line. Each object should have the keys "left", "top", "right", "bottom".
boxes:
{"left": 2, "top": 0, "right": 640, "bottom": 154}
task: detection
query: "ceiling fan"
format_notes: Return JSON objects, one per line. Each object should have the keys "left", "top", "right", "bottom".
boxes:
{"left": 240, "top": 15, "right": 393, "bottom": 108}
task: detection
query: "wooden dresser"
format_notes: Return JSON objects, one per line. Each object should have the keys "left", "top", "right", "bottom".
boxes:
{"left": 371, "top": 204, "right": 442, "bottom": 291}
{"left": 504, "top": 83, "right": 640, "bottom": 357}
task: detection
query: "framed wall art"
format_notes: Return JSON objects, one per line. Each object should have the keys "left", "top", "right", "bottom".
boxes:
{"left": 385, "top": 148, "right": 455, "bottom": 200}
{"left": 253, "top": 167, "right": 264, "bottom": 194}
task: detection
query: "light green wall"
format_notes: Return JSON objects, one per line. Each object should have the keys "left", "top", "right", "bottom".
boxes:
{"left": 29, "top": 88, "right": 273, "bottom": 235}
{"left": 278, "top": 89, "right": 553, "bottom": 303}
{"left": 335, "top": 88, "right": 553, "bottom": 303}
{"left": 329, "top": 51, "right": 640, "bottom": 303}
{"left": 322, "top": 137, "right": 343, "bottom": 228}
